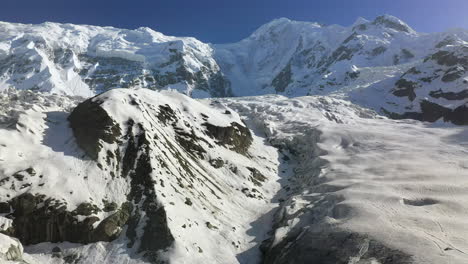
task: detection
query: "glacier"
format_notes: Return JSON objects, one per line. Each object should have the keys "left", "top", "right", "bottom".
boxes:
{"left": 0, "top": 14, "right": 466, "bottom": 264}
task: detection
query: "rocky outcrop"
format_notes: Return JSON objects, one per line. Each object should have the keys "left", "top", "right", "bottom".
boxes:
{"left": 392, "top": 78, "right": 418, "bottom": 101}
{"left": 384, "top": 100, "right": 468, "bottom": 125}
{"left": 68, "top": 97, "right": 121, "bottom": 160}
{"left": 203, "top": 122, "right": 253, "bottom": 154}
{"left": 262, "top": 229, "right": 412, "bottom": 264}
{"left": 271, "top": 63, "right": 293, "bottom": 93}
{"left": 5, "top": 193, "right": 132, "bottom": 245}
{"left": 372, "top": 15, "right": 412, "bottom": 33}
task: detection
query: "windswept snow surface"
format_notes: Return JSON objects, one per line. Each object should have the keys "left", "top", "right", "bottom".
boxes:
{"left": 217, "top": 95, "right": 468, "bottom": 263}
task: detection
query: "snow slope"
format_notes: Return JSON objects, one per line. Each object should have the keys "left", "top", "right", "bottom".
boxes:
{"left": 0, "top": 89, "right": 281, "bottom": 263}
{"left": 0, "top": 89, "right": 466, "bottom": 263}
{"left": 219, "top": 95, "right": 468, "bottom": 264}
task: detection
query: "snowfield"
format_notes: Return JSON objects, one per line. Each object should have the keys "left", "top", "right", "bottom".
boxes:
{"left": 0, "top": 89, "right": 465, "bottom": 263}
{"left": 221, "top": 95, "right": 468, "bottom": 263}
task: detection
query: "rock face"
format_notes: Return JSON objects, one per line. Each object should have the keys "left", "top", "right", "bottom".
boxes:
{"left": 262, "top": 230, "right": 412, "bottom": 264}
{"left": 381, "top": 44, "right": 468, "bottom": 124}
{"left": 68, "top": 97, "right": 122, "bottom": 160}
{"left": 203, "top": 122, "right": 252, "bottom": 154}
{"left": 7, "top": 193, "right": 133, "bottom": 244}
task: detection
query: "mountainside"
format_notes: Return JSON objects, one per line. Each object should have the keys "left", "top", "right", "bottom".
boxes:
{"left": 0, "top": 22, "right": 231, "bottom": 98}
{"left": 0, "top": 15, "right": 467, "bottom": 123}
{"left": 0, "top": 89, "right": 281, "bottom": 263}
{"left": 0, "top": 15, "right": 468, "bottom": 264}
{"left": 215, "top": 15, "right": 468, "bottom": 124}
{"left": 0, "top": 89, "right": 467, "bottom": 263}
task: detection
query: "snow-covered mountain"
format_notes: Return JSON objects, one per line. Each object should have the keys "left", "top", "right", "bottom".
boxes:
{"left": 0, "top": 22, "right": 231, "bottom": 98}
{"left": 215, "top": 15, "right": 468, "bottom": 124}
{"left": 0, "top": 88, "right": 467, "bottom": 264}
{"left": 0, "top": 15, "right": 468, "bottom": 264}
{"left": 0, "top": 15, "right": 467, "bottom": 124}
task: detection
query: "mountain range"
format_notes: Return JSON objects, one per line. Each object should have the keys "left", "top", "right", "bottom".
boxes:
{"left": 0, "top": 15, "right": 467, "bottom": 124}
{"left": 0, "top": 15, "right": 467, "bottom": 264}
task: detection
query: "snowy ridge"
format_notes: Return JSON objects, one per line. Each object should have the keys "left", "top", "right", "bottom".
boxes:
{"left": 0, "top": 89, "right": 281, "bottom": 263}
{"left": 1, "top": 15, "right": 468, "bottom": 123}
{"left": 0, "top": 22, "right": 230, "bottom": 97}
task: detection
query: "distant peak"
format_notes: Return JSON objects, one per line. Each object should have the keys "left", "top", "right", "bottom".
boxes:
{"left": 263, "top": 17, "right": 292, "bottom": 28}
{"left": 372, "top": 14, "right": 414, "bottom": 33}
{"left": 352, "top": 17, "right": 370, "bottom": 27}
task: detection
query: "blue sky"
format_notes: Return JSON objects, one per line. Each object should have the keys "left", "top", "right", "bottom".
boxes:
{"left": 2, "top": 0, "right": 468, "bottom": 43}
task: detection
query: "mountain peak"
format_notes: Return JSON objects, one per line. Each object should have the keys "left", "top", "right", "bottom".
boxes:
{"left": 352, "top": 17, "right": 370, "bottom": 27}
{"left": 372, "top": 14, "right": 414, "bottom": 33}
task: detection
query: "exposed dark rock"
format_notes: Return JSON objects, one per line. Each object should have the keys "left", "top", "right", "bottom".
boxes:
{"left": 427, "top": 50, "right": 468, "bottom": 67}
{"left": 371, "top": 46, "right": 387, "bottom": 56}
{"left": 102, "top": 200, "right": 118, "bottom": 212}
{"left": 384, "top": 100, "right": 468, "bottom": 125}
{"left": 63, "top": 253, "right": 82, "bottom": 264}
{"left": 429, "top": 89, "right": 468, "bottom": 100}
{"left": 203, "top": 122, "right": 253, "bottom": 154}
{"left": 247, "top": 167, "right": 267, "bottom": 186}
{"left": 209, "top": 158, "right": 224, "bottom": 168}
{"left": 205, "top": 222, "right": 218, "bottom": 230}
{"left": 401, "top": 48, "right": 415, "bottom": 59}
{"left": 449, "top": 104, "right": 468, "bottom": 125}
{"left": 121, "top": 125, "right": 174, "bottom": 260}
{"left": 92, "top": 202, "right": 133, "bottom": 242}
{"left": 262, "top": 229, "right": 413, "bottom": 264}
{"left": 157, "top": 104, "right": 178, "bottom": 125}
{"left": 12, "top": 168, "right": 36, "bottom": 181}
{"left": 76, "top": 53, "right": 231, "bottom": 96}
{"left": 442, "top": 66, "right": 465, "bottom": 82}
{"left": 353, "top": 23, "right": 367, "bottom": 31}
{"left": 70, "top": 94, "right": 176, "bottom": 260}
{"left": 73, "top": 203, "right": 101, "bottom": 216}
{"left": 0, "top": 202, "right": 10, "bottom": 213}
{"left": 68, "top": 97, "right": 121, "bottom": 160}
{"left": 343, "top": 32, "right": 358, "bottom": 44}
{"left": 346, "top": 70, "right": 360, "bottom": 80}
{"left": 373, "top": 16, "right": 411, "bottom": 33}
{"left": 271, "top": 63, "right": 292, "bottom": 92}
{"left": 392, "top": 78, "right": 418, "bottom": 101}
{"left": 5, "top": 193, "right": 137, "bottom": 245}
{"left": 174, "top": 128, "right": 208, "bottom": 159}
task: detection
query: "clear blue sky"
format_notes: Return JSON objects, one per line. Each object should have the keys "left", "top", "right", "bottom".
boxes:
{"left": 2, "top": 0, "right": 468, "bottom": 43}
